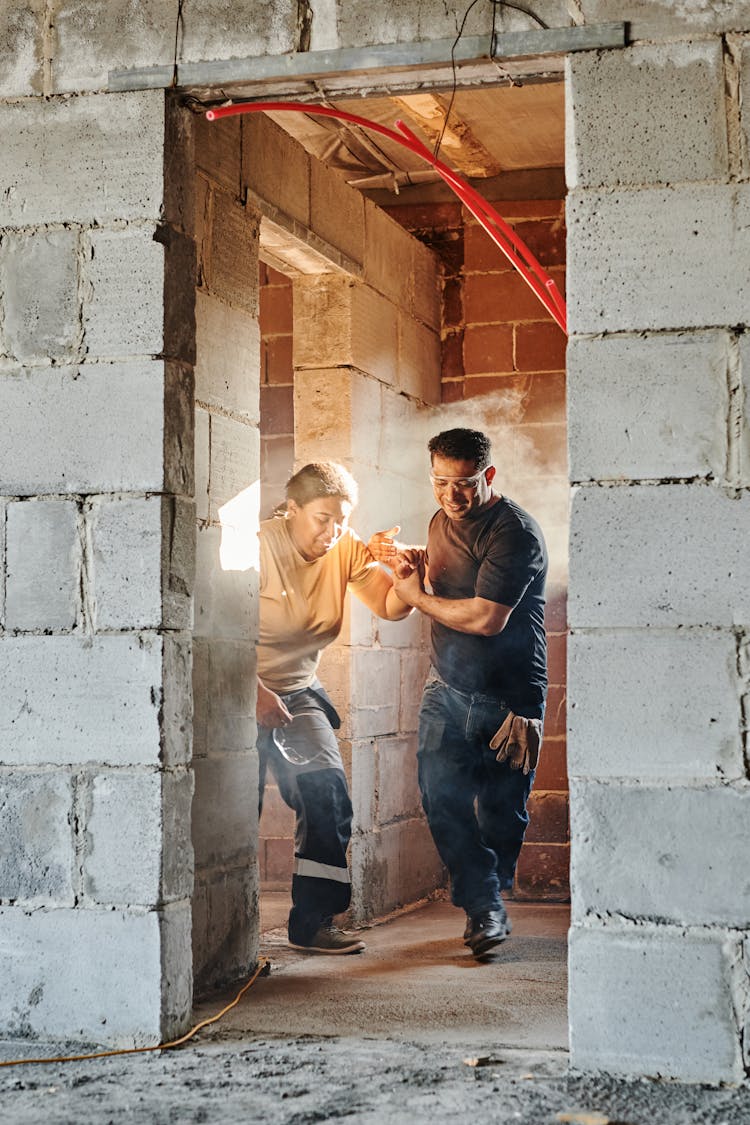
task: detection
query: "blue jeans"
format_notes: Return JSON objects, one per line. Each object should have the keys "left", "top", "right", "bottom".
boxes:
{"left": 417, "top": 671, "right": 536, "bottom": 915}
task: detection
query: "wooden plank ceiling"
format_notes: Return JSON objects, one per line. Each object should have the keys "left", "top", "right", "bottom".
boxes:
{"left": 264, "top": 82, "right": 564, "bottom": 196}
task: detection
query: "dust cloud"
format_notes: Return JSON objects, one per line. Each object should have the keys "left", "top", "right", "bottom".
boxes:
{"left": 403, "top": 388, "right": 569, "bottom": 583}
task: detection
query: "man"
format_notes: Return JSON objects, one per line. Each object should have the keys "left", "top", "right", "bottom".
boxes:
{"left": 391, "top": 428, "right": 548, "bottom": 961}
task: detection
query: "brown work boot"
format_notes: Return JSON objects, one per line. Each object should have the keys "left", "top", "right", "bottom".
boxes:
{"left": 289, "top": 924, "right": 366, "bottom": 954}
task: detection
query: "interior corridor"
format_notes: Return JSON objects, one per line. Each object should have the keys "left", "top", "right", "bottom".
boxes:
{"left": 194, "top": 894, "right": 569, "bottom": 1054}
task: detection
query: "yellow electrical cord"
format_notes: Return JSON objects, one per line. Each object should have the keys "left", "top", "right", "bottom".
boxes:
{"left": 0, "top": 956, "right": 270, "bottom": 1069}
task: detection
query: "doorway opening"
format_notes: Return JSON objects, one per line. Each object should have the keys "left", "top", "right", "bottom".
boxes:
{"left": 189, "top": 72, "right": 569, "bottom": 1038}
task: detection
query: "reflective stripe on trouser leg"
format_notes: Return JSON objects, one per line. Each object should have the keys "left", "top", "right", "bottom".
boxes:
{"left": 294, "top": 857, "right": 351, "bottom": 883}
{"left": 288, "top": 766, "right": 353, "bottom": 944}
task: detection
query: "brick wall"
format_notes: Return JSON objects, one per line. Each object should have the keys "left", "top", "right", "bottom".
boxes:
{"left": 387, "top": 192, "right": 569, "bottom": 901}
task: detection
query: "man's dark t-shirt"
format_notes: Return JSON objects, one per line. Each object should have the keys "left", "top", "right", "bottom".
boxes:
{"left": 426, "top": 495, "right": 548, "bottom": 720}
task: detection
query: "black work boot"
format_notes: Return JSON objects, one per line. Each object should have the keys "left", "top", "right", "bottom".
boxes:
{"left": 466, "top": 907, "right": 511, "bottom": 959}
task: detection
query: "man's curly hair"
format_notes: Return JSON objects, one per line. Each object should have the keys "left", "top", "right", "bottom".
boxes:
{"left": 427, "top": 428, "right": 491, "bottom": 470}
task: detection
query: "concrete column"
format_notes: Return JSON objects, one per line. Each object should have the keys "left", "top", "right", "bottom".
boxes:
{"left": 293, "top": 260, "right": 444, "bottom": 920}
{"left": 0, "top": 90, "right": 194, "bottom": 1046}
{"left": 565, "top": 37, "right": 750, "bottom": 1083}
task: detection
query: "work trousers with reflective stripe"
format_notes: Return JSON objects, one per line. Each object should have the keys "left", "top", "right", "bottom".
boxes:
{"left": 258, "top": 683, "right": 353, "bottom": 946}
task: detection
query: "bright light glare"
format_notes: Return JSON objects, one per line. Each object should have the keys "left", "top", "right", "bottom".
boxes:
{"left": 218, "top": 482, "right": 261, "bottom": 572}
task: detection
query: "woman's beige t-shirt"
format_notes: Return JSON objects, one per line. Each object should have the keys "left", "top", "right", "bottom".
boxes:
{"left": 258, "top": 516, "right": 381, "bottom": 694}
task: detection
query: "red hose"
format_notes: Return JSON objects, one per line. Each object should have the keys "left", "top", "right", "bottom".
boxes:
{"left": 206, "top": 101, "right": 566, "bottom": 334}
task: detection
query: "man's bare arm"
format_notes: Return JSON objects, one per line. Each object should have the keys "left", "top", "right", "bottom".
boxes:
{"left": 392, "top": 567, "right": 512, "bottom": 636}
{"left": 354, "top": 565, "right": 413, "bottom": 621}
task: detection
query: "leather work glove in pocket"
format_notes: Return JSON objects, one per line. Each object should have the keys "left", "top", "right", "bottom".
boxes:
{"left": 489, "top": 712, "right": 543, "bottom": 774}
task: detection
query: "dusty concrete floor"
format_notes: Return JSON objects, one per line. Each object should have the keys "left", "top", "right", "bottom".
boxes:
{"left": 1, "top": 894, "right": 749, "bottom": 1124}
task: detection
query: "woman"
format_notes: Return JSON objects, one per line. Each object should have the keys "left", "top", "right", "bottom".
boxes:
{"left": 256, "top": 461, "right": 411, "bottom": 954}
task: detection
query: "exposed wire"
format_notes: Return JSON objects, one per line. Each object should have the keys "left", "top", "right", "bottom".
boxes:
{"left": 171, "top": 0, "right": 186, "bottom": 87}
{"left": 433, "top": 0, "right": 549, "bottom": 163}
{"left": 433, "top": 0, "right": 483, "bottom": 163}
{"left": 493, "top": 1, "right": 548, "bottom": 31}
{"left": 0, "top": 958, "right": 270, "bottom": 1069}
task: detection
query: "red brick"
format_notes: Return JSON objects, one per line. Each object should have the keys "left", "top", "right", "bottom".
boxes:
{"left": 263, "top": 837, "right": 294, "bottom": 884}
{"left": 518, "top": 371, "right": 566, "bottom": 423}
{"left": 441, "top": 378, "right": 464, "bottom": 403}
{"left": 259, "top": 283, "right": 293, "bottom": 335}
{"left": 463, "top": 323, "right": 514, "bottom": 375}
{"left": 264, "top": 333, "right": 293, "bottom": 385}
{"left": 513, "top": 218, "right": 566, "bottom": 268}
{"left": 429, "top": 229, "right": 464, "bottom": 276}
{"left": 526, "top": 791, "right": 569, "bottom": 844}
{"left": 543, "top": 684, "right": 566, "bottom": 740}
{"left": 463, "top": 374, "right": 515, "bottom": 400}
{"left": 545, "top": 583, "right": 568, "bottom": 632}
{"left": 546, "top": 631, "right": 567, "bottom": 687}
{"left": 515, "top": 321, "right": 567, "bottom": 373}
{"left": 469, "top": 199, "right": 564, "bottom": 222}
{"left": 514, "top": 843, "right": 570, "bottom": 901}
{"left": 441, "top": 331, "right": 464, "bottom": 379}
{"left": 260, "top": 384, "right": 294, "bottom": 435}
{"left": 464, "top": 270, "right": 553, "bottom": 324}
{"left": 384, "top": 201, "right": 462, "bottom": 231}
{"left": 265, "top": 264, "right": 290, "bottom": 287}
{"left": 443, "top": 275, "right": 463, "bottom": 326}
{"left": 464, "top": 223, "right": 515, "bottom": 274}
{"left": 463, "top": 373, "right": 565, "bottom": 426}
{"left": 534, "top": 737, "right": 568, "bottom": 790}
{"left": 261, "top": 433, "right": 294, "bottom": 491}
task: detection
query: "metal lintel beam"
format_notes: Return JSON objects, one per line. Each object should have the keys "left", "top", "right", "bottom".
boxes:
{"left": 108, "top": 21, "right": 626, "bottom": 93}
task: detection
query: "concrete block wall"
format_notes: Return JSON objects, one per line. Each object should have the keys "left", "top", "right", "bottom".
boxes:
{"left": 0, "top": 90, "right": 194, "bottom": 1046}
{"left": 566, "top": 32, "right": 750, "bottom": 1083}
{"left": 191, "top": 111, "right": 261, "bottom": 995}
{"left": 238, "top": 112, "right": 445, "bottom": 916}
{"left": 387, "top": 186, "right": 570, "bottom": 900}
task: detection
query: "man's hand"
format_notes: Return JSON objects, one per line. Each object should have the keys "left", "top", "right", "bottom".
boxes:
{"left": 367, "top": 526, "right": 401, "bottom": 566}
{"left": 392, "top": 548, "right": 426, "bottom": 606}
{"left": 256, "top": 680, "right": 293, "bottom": 728}
{"left": 394, "top": 547, "right": 425, "bottom": 578}
{"left": 490, "top": 712, "right": 543, "bottom": 774}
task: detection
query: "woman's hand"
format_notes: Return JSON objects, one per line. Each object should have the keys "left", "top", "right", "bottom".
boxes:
{"left": 367, "top": 526, "right": 401, "bottom": 566}
{"left": 256, "top": 680, "right": 293, "bottom": 728}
